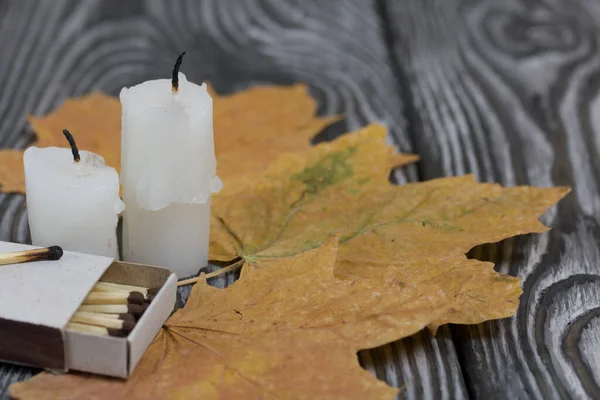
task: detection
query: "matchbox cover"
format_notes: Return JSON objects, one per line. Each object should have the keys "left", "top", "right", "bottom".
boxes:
{"left": 0, "top": 241, "right": 176, "bottom": 378}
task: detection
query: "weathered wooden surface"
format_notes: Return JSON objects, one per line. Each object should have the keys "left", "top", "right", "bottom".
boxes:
{"left": 0, "top": 0, "right": 597, "bottom": 399}
{"left": 383, "top": 0, "right": 600, "bottom": 398}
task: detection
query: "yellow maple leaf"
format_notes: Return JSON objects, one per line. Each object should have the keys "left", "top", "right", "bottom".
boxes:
{"left": 11, "top": 237, "right": 451, "bottom": 399}
{"left": 212, "top": 83, "right": 338, "bottom": 181}
{"left": 0, "top": 150, "right": 27, "bottom": 193}
{"left": 0, "top": 86, "right": 416, "bottom": 193}
{"left": 28, "top": 92, "right": 122, "bottom": 174}
{"left": 5, "top": 85, "right": 567, "bottom": 399}
{"left": 7, "top": 164, "right": 568, "bottom": 398}
{"left": 208, "top": 123, "right": 569, "bottom": 330}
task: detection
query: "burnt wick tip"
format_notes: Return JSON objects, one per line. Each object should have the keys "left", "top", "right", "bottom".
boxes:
{"left": 172, "top": 51, "right": 186, "bottom": 92}
{"left": 47, "top": 245, "right": 63, "bottom": 260}
{"left": 62, "top": 129, "right": 80, "bottom": 163}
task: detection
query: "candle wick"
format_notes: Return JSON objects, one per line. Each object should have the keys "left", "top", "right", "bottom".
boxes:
{"left": 62, "top": 129, "right": 80, "bottom": 163}
{"left": 172, "top": 51, "right": 186, "bottom": 93}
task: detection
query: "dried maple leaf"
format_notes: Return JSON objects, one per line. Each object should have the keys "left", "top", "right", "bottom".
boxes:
{"left": 28, "top": 92, "right": 123, "bottom": 175}
{"left": 5, "top": 84, "right": 566, "bottom": 399}
{"left": 0, "top": 150, "right": 27, "bottom": 193}
{"left": 0, "top": 92, "right": 122, "bottom": 193}
{"left": 0, "top": 86, "right": 416, "bottom": 193}
{"left": 11, "top": 236, "right": 452, "bottom": 399}
{"left": 209, "top": 83, "right": 416, "bottom": 178}
{"left": 212, "top": 83, "right": 339, "bottom": 181}
{"left": 209, "top": 123, "right": 569, "bottom": 330}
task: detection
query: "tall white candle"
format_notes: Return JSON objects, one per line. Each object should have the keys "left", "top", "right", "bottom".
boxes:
{"left": 120, "top": 54, "right": 222, "bottom": 277}
{"left": 24, "top": 132, "right": 124, "bottom": 258}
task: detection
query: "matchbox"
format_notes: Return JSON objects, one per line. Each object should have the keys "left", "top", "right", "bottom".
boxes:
{"left": 0, "top": 241, "right": 176, "bottom": 378}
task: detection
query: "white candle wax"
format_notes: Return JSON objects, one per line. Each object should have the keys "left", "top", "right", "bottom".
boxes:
{"left": 24, "top": 147, "right": 125, "bottom": 258}
{"left": 120, "top": 73, "right": 222, "bottom": 277}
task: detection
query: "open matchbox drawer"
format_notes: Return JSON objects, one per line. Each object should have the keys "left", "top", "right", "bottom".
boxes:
{"left": 0, "top": 241, "right": 177, "bottom": 378}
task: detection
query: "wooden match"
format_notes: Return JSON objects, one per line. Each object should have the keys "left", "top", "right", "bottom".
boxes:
{"left": 78, "top": 303, "right": 148, "bottom": 316}
{"left": 70, "top": 312, "right": 136, "bottom": 331}
{"left": 66, "top": 322, "right": 128, "bottom": 337}
{"left": 93, "top": 282, "right": 162, "bottom": 300}
{"left": 82, "top": 291, "right": 145, "bottom": 305}
{"left": 93, "top": 282, "right": 149, "bottom": 297}
{"left": 0, "top": 246, "right": 63, "bottom": 266}
{"left": 73, "top": 311, "right": 135, "bottom": 322}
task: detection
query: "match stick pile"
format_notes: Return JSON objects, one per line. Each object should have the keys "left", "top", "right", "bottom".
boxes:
{"left": 66, "top": 282, "right": 160, "bottom": 337}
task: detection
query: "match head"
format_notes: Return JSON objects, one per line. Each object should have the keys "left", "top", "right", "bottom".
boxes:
{"left": 107, "top": 328, "right": 127, "bottom": 338}
{"left": 128, "top": 292, "right": 145, "bottom": 305}
{"left": 128, "top": 303, "right": 148, "bottom": 317}
{"left": 122, "top": 320, "right": 136, "bottom": 333}
{"left": 47, "top": 246, "right": 63, "bottom": 260}
{"left": 118, "top": 313, "right": 135, "bottom": 322}
{"left": 147, "top": 287, "right": 161, "bottom": 297}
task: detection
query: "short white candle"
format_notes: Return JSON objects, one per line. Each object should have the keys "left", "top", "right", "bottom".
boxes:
{"left": 120, "top": 53, "right": 222, "bottom": 277}
{"left": 24, "top": 132, "right": 125, "bottom": 258}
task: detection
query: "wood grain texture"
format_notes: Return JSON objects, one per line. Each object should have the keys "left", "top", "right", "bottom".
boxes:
{"left": 383, "top": 0, "right": 600, "bottom": 398}
{"left": 0, "top": 0, "right": 467, "bottom": 399}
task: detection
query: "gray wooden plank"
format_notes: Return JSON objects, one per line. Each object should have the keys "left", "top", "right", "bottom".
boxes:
{"left": 361, "top": 326, "right": 467, "bottom": 399}
{"left": 0, "top": 0, "right": 467, "bottom": 398}
{"left": 383, "top": 0, "right": 600, "bottom": 398}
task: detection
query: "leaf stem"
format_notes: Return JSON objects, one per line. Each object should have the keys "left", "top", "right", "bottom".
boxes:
{"left": 177, "top": 259, "right": 244, "bottom": 287}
